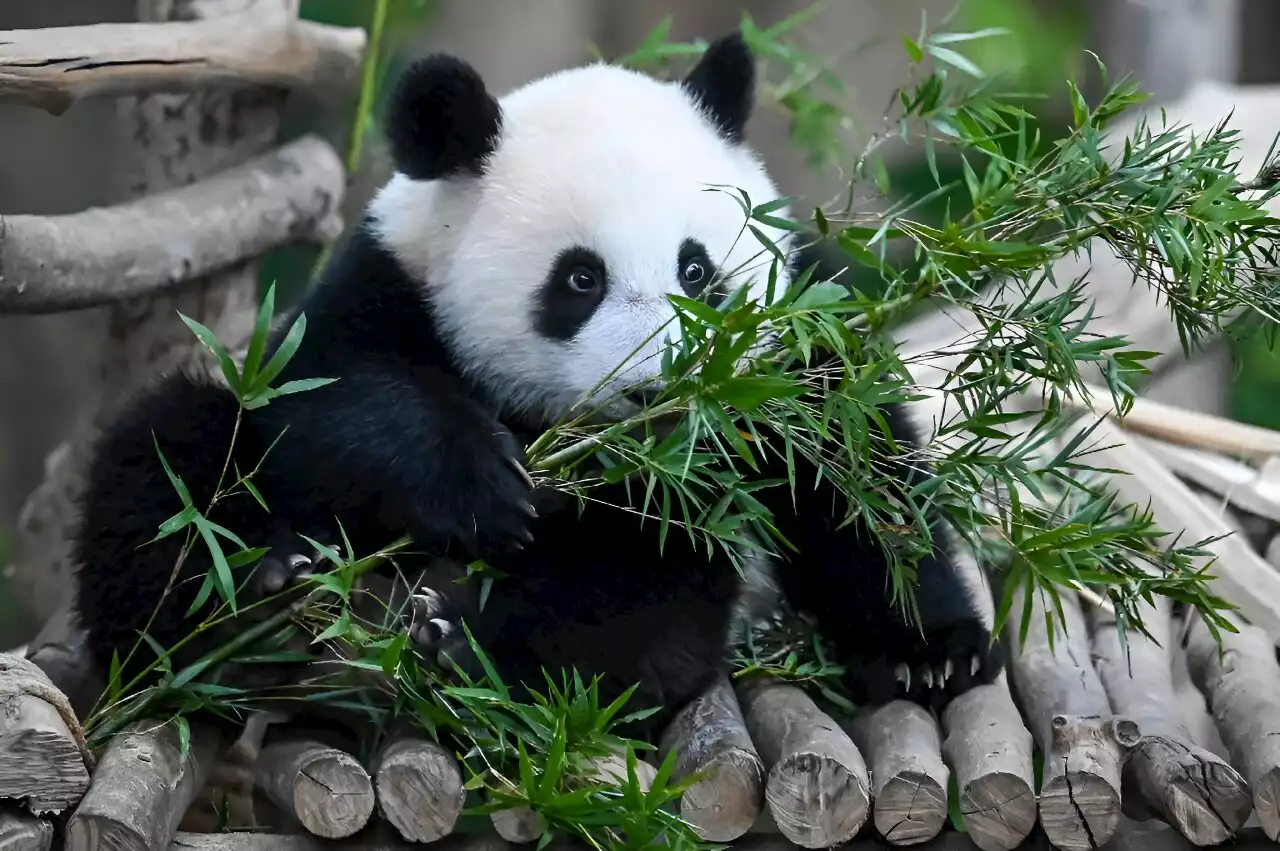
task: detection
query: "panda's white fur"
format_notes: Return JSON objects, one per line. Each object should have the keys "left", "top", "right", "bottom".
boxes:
{"left": 370, "top": 61, "right": 794, "bottom": 423}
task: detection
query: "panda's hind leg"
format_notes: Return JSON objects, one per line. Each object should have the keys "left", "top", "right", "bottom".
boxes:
{"left": 755, "top": 404, "right": 1003, "bottom": 712}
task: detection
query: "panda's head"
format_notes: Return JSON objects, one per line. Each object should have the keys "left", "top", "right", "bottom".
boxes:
{"left": 370, "top": 32, "right": 794, "bottom": 422}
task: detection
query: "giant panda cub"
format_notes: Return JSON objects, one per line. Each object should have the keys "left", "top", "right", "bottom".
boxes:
{"left": 72, "top": 31, "right": 1002, "bottom": 737}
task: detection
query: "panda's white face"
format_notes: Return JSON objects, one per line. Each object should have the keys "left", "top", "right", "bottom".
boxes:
{"left": 370, "top": 58, "right": 794, "bottom": 423}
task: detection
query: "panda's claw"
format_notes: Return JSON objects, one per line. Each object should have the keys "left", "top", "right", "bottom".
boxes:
{"left": 410, "top": 586, "right": 461, "bottom": 653}
{"left": 507, "top": 455, "right": 536, "bottom": 491}
{"left": 253, "top": 539, "right": 329, "bottom": 598}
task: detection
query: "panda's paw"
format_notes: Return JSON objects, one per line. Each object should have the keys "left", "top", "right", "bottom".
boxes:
{"left": 250, "top": 537, "right": 332, "bottom": 599}
{"left": 409, "top": 585, "right": 460, "bottom": 652}
{"left": 444, "top": 430, "right": 539, "bottom": 557}
{"left": 847, "top": 619, "right": 1004, "bottom": 712}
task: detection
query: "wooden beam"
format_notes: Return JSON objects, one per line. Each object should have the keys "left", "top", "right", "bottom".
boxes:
{"left": 0, "top": 134, "right": 344, "bottom": 315}
{"left": 0, "top": 0, "right": 366, "bottom": 115}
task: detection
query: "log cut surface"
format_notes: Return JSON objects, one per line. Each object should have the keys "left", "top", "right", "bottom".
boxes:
{"left": 372, "top": 730, "right": 465, "bottom": 844}
{"left": 850, "top": 700, "right": 950, "bottom": 846}
{"left": 1006, "top": 586, "right": 1132, "bottom": 850}
{"left": 254, "top": 737, "right": 375, "bottom": 840}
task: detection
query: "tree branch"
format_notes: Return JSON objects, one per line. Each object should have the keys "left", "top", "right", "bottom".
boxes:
{"left": 0, "top": 0, "right": 366, "bottom": 115}
{"left": 0, "top": 134, "right": 344, "bottom": 315}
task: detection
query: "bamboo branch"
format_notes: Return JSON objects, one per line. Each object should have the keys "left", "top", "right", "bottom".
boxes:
{"left": 0, "top": 133, "right": 344, "bottom": 315}
{"left": 0, "top": 0, "right": 366, "bottom": 115}
{"left": 1184, "top": 613, "right": 1280, "bottom": 841}
{"left": 1074, "top": 418, "right": 1280, "bottom": 637}
{"left": 1088, "top": 598, "right": 1252, "bottom": 845}
{"left": 1063, "top": 383, "right": 1280, "bottom": 460}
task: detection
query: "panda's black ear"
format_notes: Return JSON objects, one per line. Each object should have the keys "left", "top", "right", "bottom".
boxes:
{"left": 386, "top": 54, "right": 502, "bottom": 181}
{"left": 681, "top": 31, "right": 755, "bottom": 144}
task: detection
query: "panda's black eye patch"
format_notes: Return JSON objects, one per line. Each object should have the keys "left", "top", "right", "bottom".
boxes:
{"left": 678, "top": 238, "right": 723, "bottom": 305}
{"left": 534, "top": 246, "right": 608, "bottom": 341}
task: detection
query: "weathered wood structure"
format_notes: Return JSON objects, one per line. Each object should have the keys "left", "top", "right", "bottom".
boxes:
{"left": 4, "top": 4, "right": 1280, "bottom": 851}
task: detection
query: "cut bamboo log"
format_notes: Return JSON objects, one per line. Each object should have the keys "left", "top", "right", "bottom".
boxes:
{"left": 0, "top": 806, "right": 53, "bottom": 851}
{"left": 658, "top": 675, "right": 765, "bottom": 842}
{"left": 253, "top": 737, "right": 374, "bottom": 840}
{"left": 1184, "top": 613, "right": 1280, "bottom": 840}
{"left": 940, "top": 682, "right": 1037, "bottom": 851}
{"left": 737, "top": 679, "right": 870, "bottom": 848}
{"left": 1089, "top": 597, "right": 1252, "bottom": 845}
{"left": 1006, "top": 584, "right": 1135, "bottom": 850}
{"left": 848, "top": 700, "right": 949, "bottom": 846}
{"left": 0, "top": 653, "right": 92, "bottom": 814}
{"left": 372, "top": 729, "right": 465, "bottom": 844}
{"left": 66, "top": 720, "right": 222, "bottom": 851}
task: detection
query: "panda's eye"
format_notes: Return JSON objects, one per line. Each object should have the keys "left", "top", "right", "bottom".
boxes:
{"left": 567, "top": 267, "right": 601, "bottom": 294}
{"left": 682, "top": 261, "right": 706, "bottom": 286}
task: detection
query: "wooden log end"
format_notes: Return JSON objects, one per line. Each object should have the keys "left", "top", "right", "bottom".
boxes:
{"left": 957, "top": 771, "right": 1037, "bottom": 851}
{"left": 658, "top": 674, "right": 764, "bottom": 842}
{"left": 872, "top": 768, "right": 948, "bottom": 846}
{"left": 765, "top": 749, "right": 870, "bottom": 849}
{"left": 1039, "top": 771, "right": 1122, "bottom": 851}
{"left": 677, "top": 747, "right": 765, "bottom": 842}
{"left": 491, "top": 806, "right": 545, "bottom": 845}
{"left": 739, "top": 681, "right": 870, "bottom": 848}
{"left": 1253, "top": 765, "right": 1280, "bottom": 842}
{"left": 255, "top": 739, "right": 374, "bottom": 841}
{"left": 374, "top": 736, "right": 465, "bottom": 844}
{"left": 0, "top": 807, "right": 53, "bottom": 851}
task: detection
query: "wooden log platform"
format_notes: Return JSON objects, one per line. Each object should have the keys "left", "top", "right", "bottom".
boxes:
{"left": 1089, "top": 598, "right": 1253, "bottom": 844}
{"left": 66, "top": 720, "right": 222, "bottom": 851}
{"left": 0, "top": 653, "right": 91, "bottom": 815}
{"left": 372, "top": 729, "right": 465, "bottom": 844}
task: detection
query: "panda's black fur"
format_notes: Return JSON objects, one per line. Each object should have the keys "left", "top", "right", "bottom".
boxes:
{"left": 71, "top": 32, "right": 1003, "bottom": 739}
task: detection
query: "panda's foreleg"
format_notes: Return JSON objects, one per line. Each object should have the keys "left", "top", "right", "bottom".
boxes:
{"left": 250, "top": 365, "right": 538, "bottom": 562}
